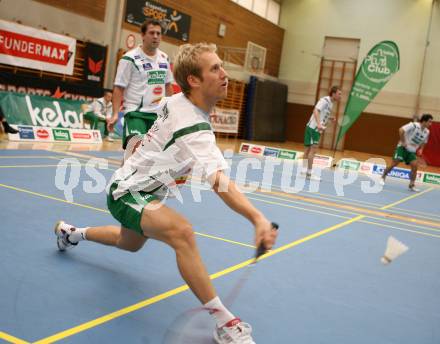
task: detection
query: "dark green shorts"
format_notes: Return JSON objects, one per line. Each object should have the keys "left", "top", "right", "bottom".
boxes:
{"left": 123, "top": 111, "right": 157, "bottom": 147}
{"left": 393, "top": 146, "right": 417, "bottom": 165}
{"left": 304, "top": 126, "right": 321, "bottom": 146}
{"left": 107, "top": 183, "right": 158, "bottom": 234}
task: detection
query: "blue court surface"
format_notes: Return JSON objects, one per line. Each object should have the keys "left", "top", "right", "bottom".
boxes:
{"left": 1, "top": 150, "right": 440, "bottom": 344}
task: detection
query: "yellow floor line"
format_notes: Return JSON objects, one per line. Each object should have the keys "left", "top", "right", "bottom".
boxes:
{"left": 32, "top": 215, "right": 363, "bottom": 343}
{"left": 0, "top": 331, "right": 29, "bottom": 344}
{"left": 380, "top": 187, "right": 433, "bottom": 209}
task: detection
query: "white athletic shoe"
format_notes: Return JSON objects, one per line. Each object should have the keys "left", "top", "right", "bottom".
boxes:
{"left": 213, "top": 318, "right": 255, "bottom": 344}
{"left": 54, "top": 221, "right": 79, "bottom": 251}
{"left": 408, "top": 185, "right": 420, "bottom": 192}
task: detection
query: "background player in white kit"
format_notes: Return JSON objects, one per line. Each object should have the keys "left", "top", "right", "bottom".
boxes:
{"left": 302, "top": 86, "right": 342, "bottom": 180}
{"left": 381, "top": 113, "right": 433, "bottom": 191}
{"left": 54, "top": 43, "right": 278, "bottom": 344}
{"left": 108, "top": 19, "right": 174, "bottom": 147}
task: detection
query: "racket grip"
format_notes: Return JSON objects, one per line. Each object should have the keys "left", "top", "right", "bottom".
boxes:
{"left": 255, "top": 222, "right": 279, "bottom": 259}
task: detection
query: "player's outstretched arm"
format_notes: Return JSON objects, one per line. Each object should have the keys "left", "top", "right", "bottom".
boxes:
{"left": 209, "top": 171, "right": 277, "bottom": 250}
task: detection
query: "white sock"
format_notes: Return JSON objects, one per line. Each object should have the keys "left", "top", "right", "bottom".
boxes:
{"left": 204, "top": 296, "right": 235, "bottom": 327}
{"left": 68, "top": 226, "right": 88, "bottom": 243}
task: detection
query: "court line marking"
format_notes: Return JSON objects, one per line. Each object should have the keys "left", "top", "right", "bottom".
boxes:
{"left": 245, "top": 190, "right": 440, "bottom": 232}
{"left": 0, "top": 164, "right": 83, "bottom": 168}
{"left": 380, "top": 187, "right": 433, "bottom": 209}
{"left": 48, "top": 150, "right": 439, "bottom": 216}
{"left": 32, "top": 215, "right": 363, "bottom": 344}
{"left": 0, "top": 331, "right": 29, "bottom": 344}
{"left": 1, "top": 178, "right": 432, "bottom": 342}
{"left": 361, "top": 219, "right": 440, "bottom": 239}
{"left": 0, "top": 183, "right": 254, "bottom": 250}
{"left": 255, "top": 187, "right": 438, "bottom": 228}
{"left": 1, "top": 158, "right": 437, "bottom": 223}
{"left": 247, "top": 194, "right": 440, "bottom": 236}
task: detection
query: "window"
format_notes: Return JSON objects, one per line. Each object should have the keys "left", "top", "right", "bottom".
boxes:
{"left": 232, "top": 0, "right": 280, "bottom": 25}
{"left": 267, "top": 0, "right": 280, "bottom": 24}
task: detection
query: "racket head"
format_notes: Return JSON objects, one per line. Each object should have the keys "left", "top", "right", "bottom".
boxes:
{"left": 162, "top": 307, "right": 214, "bottom": 344}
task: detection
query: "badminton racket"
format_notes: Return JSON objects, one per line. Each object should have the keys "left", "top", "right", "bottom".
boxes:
{"left": 162, "top": 222, "right": 279, "bottom": 343}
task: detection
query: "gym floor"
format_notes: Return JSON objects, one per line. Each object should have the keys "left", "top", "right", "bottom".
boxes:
{"left": 1, "top": 139, "right": 440, "bottom": 344}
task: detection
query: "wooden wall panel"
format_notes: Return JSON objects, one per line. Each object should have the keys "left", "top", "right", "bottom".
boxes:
{"left": 285, "top": 103, "right": 312, "bottom": 142}
{"left": 344, "top": 113, "right": 408, "bottom": 157}
{"left": 286, "top": 102, "right": 410, "bottom": 157}
{"left": 123, "top": 0, "right": 284, "bottom": 77}
{"left": 34, "top": 0, "right": 106, "bottom": 21}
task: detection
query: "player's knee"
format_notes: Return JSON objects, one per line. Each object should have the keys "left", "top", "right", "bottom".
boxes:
{"left": 169, "top": 222, "right": 195, "bottom": 249}
{"left": 118, "top": 240, "right": 144, "bottom": 252}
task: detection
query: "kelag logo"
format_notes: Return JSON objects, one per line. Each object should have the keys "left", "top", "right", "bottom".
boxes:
{"left": 53, "top": 128, "right": 70, "bottom": 141}
{"left": 18, "top": 126, "right": 35, "bottom": 139}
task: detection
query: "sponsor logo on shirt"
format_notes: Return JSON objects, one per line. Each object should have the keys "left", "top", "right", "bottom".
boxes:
{"left": 143, "top": 63, "right": 153, "bottom": 70}
{"left": 159, "top": 63, "right": 168, "bottom": 69}
{"left": 147, "top": 70, "right": 167, "bottom": 84}
{"left": 153, "top": 86, "right": 163, "bottom": 95}
{"left": 134, "top": 55, "right": 141, "bottom": 59}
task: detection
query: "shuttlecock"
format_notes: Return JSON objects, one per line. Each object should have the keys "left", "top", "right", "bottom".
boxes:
{"left": 381, "top": 236, "right": 409, "bottom": 265}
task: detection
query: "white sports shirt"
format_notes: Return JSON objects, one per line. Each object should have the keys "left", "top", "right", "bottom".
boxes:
{"left": 90, "top": 97, "right": 112, "bottom": 119}
{"left": 398, "top": 122, "right": 430, "bottom": 153}
{"left": 110, "top": 93, "right": 228, "bottom": 200}
{"left": 307, "top": 96, "right": 333, "bottom": 130}
{"left": 114, "top": 46, "right": 174, "bottom": 114}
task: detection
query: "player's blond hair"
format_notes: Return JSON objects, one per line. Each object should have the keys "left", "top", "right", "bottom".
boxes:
{"left": 173, "top": 43, "right": 217, "bottom": 96}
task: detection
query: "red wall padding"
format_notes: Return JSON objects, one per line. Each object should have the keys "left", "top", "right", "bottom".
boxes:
{"left": 423, "top": 121, "right": 440, "bottom": 167}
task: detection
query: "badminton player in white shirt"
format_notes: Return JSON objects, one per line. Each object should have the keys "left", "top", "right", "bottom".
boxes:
{"left": 54, "top": 43, "right": 278, "bottom": 344}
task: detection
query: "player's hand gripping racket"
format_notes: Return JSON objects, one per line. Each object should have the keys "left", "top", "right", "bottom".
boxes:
{"left": 162, "top": 222, "right": 279, "bottom": 344}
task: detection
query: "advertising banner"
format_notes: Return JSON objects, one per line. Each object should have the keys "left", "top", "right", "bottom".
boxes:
{"left": 0, "top": 71, "right": 103, "bottom": 101}
{"left": 0, "top": 19, "right": 76, "bottom": 75}
{"left": 211, "top": 107, "right": 240, "bottom": 134}
{"left": 336, "top": 41, "right": 400, "bottom": 144}
{"left": 8, "top": 125, "right": 101, "bottom": 143}
{"left": 125, "top": 0, "right": 191, "bottom": 41}
{"left": 84, "top": 42, "right": 107, "bottom": 86}
{"left": 0, "top": 92, "right": 84, "bottom": 128}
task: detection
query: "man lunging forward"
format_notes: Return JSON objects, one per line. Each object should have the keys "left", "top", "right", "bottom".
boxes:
{"left": 380, "top": 113, "right": 432, "bottom": 191}
{"left": 54, "top": 43, "right": 277, "bottom": 344}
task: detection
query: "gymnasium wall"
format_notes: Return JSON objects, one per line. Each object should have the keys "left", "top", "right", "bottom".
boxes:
{"left": 121, "top": 0, "right": 284, "bottom": 77}
{"left": 278, "top": 0, "right": 439, "bottom": 155}
{"left": 279, "top": 0, "right": 440, "bottom": 120}
{"left": 0, "top": 0, "right": 108, "bottom": 45}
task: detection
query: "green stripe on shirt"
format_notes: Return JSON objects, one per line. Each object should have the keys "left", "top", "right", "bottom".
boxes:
{"left": 164, "top": 122, "right": 212, "bottom": 150}
{"left": 121, "top": 56, "right": 140, "bottom": 71}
